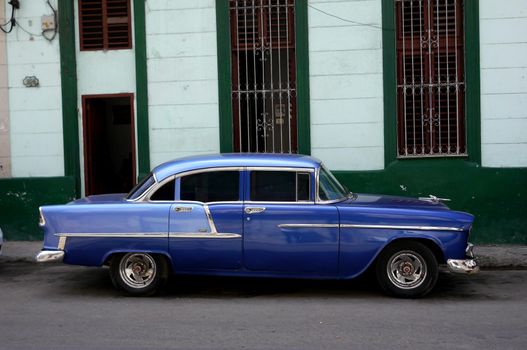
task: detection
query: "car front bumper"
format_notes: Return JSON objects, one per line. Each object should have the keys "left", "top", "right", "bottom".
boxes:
{"left": 35, "top": 250, "right": 64, "bottom": 263}
{"left": 446, "top": 243, "right": 479, "bottom": 274}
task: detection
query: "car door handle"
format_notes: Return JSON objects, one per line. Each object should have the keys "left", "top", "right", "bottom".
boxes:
{"left": 174, "top": 206, "right": 193, "bottom": 213}
{"left": 245, "top": 207, "right": 266, "bottom": 214}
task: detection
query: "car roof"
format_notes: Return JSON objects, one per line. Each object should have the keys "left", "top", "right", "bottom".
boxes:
{"left": 152, "top": 153, "right": 322, "bottom": 182}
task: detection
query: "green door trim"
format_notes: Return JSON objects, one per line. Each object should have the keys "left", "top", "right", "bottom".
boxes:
{"left": 58, "top": 0, "right": 151, "bottom": 196}
{"left": 381, "top": 0, "right": 481, "bottom": 167}
{"left": 215, "top": 0, "right": 311, "bottom": 154}
{"left": 133, "top": 0, "right": 151, "bottom": 180}
{"left": 58, "top": 0, "right": 81, "bottom": 197}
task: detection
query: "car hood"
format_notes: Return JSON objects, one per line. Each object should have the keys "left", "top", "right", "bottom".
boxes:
{"left": 69, "top": 193, "right": 127, "bottom": 204}
{"left": 338, "top": 193, "right": 450, "bottom": 210}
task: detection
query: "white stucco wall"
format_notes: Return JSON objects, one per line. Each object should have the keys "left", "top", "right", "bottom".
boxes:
{"left": 5, "top": 0, "right": 64, "bottom": 177}
{"left": 145, "top": 0, "right": 220, "bottom": 168}
{"left": 480, "top": 0, "right": 527, "bottom": 167}
{"left": 0, "top": 0, "right": 10, "bottom": 178}
{"left": 308, "top": 0, "right": 384, "bottom": 170}
{"left": 73, "top": 0, "right": 137, "bottom": 191}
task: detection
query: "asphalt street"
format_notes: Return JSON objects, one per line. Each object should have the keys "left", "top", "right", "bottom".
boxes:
{"left": 0, "top": 263, "right": 526, "bottom": 350}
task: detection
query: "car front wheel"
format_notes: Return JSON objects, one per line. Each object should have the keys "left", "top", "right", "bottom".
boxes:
{"left": 376, "top": 241, "right": 438, "bottom": 298}
{"left": 110, "top": 252, "right": 168, "bottom": 296}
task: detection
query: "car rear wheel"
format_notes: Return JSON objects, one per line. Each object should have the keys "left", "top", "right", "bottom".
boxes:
{"left": 376, "top": 241, "right": 438, "bottom": 298}
{"left": 109, "top": 252, "right": 168, "bottom": 296}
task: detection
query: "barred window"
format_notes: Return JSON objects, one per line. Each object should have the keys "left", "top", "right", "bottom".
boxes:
{"left": 79, "top": 0, "right": 132, "bottom": 51}
{"left": 395, "top": 0, "right": 465, "bottom": 157}
{"left": 229, "top": 0, "right": 297, "bottom": 153}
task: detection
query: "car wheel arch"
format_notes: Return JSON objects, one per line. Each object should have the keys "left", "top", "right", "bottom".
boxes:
{"left": 378, "top": 237, "right": 446, "bottom": 265}
{"left": 102, "top": 250, "right": 174, "bottom": 272}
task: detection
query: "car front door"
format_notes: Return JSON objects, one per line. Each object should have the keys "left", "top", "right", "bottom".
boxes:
{"left": 243, "top": 168, "right": 339, "bottom": 276}
{"left": 168, "top": 168, "right": 244, "bottom": 270}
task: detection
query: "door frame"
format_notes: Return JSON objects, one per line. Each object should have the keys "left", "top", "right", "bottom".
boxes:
{"left": 81, "top": 93, "right": 136, "bottom": 196}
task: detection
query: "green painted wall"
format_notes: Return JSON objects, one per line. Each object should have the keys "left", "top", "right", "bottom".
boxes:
{"left": 334, "top": 161, "right": 527, "bottom": 244}
{"left": 1, "top": 167, "right": 525, "bottom": 243}
{"left": 0, "top": 177, "right": 76, "bottom": 241}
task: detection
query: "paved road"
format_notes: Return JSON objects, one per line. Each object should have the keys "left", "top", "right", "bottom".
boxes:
{"left": 0, "top": 263, "right": 526, "bottom": 350}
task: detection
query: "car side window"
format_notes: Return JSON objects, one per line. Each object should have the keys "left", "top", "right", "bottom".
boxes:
{"left": 150, "top": 179, "right": 175, "bottom": 201}
{"left": 180, "top": 171, "right": 239, "bottom": 202}
{"left": 250, "top": 171, "right": 311, "bottom": 202}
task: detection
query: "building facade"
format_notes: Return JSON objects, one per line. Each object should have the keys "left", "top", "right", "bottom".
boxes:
{"left": 0, "top": 0, "right": 526, "bottom": 243}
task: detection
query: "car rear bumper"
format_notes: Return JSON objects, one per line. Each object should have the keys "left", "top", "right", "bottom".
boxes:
{"left": 35, "top": 250, "right": 64, "bottom": 263}
{"left": 446, "top": 243, "right": 479, "bottom": 274}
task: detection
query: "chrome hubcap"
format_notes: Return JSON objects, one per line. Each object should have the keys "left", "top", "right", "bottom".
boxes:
{"left": 387, "top": 251, "right": 427, "bottom": 290}
{"left": 119, "top": 253, "right": 157, "bottom": 289}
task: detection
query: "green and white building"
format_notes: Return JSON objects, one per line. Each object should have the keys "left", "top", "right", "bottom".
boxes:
{"left": 0, "top": 0, "right": 526, "bottom": 243}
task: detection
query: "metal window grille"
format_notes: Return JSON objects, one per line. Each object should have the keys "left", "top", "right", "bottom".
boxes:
{"left": 229, "top": 0, "right": 297, "bottom": 153}
{"left": 395, "top": 0, "right": 465, "bottom": 157}
{"left": 79, "top": 0, "right": 132, "bottom": 51}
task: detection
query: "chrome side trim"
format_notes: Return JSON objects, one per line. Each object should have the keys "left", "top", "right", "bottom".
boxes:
{"left": 276, "top": 223, "right": 464, "bottom": 231}
{"left": 54, "top": 232, "right": 241, "bottom": 239}
{"left": 204, "top": 204, "right": 218, "bottom": 233}
{"left": 35, "top": 250, "right": 64, "bottom": 263}
{"left": 278, "top": 224, "right": 339, "bottom": 228}
{"left": 447, "top": 259, "right": 479, "bottom": 274}
{"left": 170, "top": 232, "right": 241, "bottom": 239}
{"left": 39, "top": 207, "right": 46, "bottom": 226}
{"left": 340, "top": 224, "right": 464, "bottom": 232}
{"left": 55, "top": 233, "right": 169, "bottom": 238}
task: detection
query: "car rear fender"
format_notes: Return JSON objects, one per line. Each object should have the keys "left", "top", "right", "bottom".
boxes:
{"left": 102, "top": 249, "right": 174, "bottom": 269}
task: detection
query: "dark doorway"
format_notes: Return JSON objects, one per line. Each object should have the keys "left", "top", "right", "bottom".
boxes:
{"left": 82, "top": 94, "right": 136, "bottom": 196}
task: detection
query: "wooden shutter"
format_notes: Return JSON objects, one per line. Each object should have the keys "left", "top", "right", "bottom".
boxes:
{"left": 79, "top": 0, "right": 131, "bottom": 51}
{"left": 230, "top": 0, "right": 294, "bottom": 50}
{"left": 395, "top": 0, "right": 465, "bottom": 157}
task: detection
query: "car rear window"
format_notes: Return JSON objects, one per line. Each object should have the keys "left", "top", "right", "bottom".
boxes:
{"left": 180, "top": 171, "right": 239, "bottom": 202}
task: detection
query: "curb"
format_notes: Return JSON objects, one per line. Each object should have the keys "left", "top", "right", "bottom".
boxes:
{"left": 2, "top": 241, "right": 527, "bottom": 269}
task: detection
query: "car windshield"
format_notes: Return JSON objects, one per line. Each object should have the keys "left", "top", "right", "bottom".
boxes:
{"left": 318, "top": 165, "right": 348, "bottom": 201}
{"left": 126, "top": 173, "right": 155, "bottom": 200}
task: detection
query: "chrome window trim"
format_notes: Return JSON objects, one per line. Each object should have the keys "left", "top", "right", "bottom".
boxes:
{"left": 340, "top": 224, "right": 464, "bottom": 232}
{"left": 315, "top": 167, "right": 348, "bottom": 205}
{"left": 248, "top": 167, "right": 315, "bottom": 203}
{"left": 126, "top": 173, "right": 157, "bottom": 202}
{"left": 145, "top": 174, "right": 176, "bottom": 202}
{"left": 244, "top": 200, "right": 314, "bottom": 205}
{"left": 246, "top": 166, "right": 314, "bottom": 173}
{"left": 176, "top": 166, "right": 245, "bottom": 179}
{"left": 132, "top": 167, "right": 244, "bottom": 203}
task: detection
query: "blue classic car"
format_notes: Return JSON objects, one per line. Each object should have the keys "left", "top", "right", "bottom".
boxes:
{"left": 36, "top": 154, "right": 478, "bottom": 297}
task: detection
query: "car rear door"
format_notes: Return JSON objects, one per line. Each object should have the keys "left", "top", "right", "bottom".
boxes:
{"left": 168, "top": 169, "right": 244, "bottom": 270}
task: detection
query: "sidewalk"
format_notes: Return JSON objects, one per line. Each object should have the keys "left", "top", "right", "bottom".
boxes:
{"left": 1, "top": 241, "right": 527, "bottom": 268}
